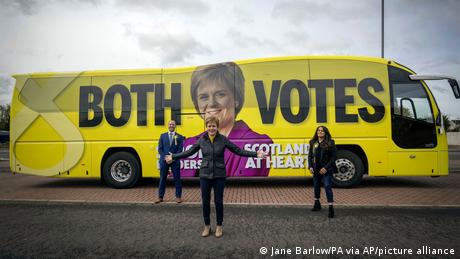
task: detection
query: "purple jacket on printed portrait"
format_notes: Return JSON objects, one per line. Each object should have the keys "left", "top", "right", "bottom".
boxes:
{"left": 181, "top": 120, "right": 273, "bottom": 177}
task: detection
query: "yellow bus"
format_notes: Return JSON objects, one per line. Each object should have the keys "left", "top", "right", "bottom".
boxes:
{"left": 9, "top": 56, "right": 460, "bottom": 188}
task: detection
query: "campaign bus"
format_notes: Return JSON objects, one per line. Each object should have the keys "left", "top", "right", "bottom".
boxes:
{"left": 9, "top": 56, "right": 460, "bottom": 188}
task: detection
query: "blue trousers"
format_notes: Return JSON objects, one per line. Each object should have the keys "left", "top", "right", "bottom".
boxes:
{"left": 158, "top": 162, "right": 182, "bottom": 198}
{"left": 313, "top": 172, "right": 334, "bottom": 203}
{"left": 200, "top": 178, "right": 226, "bottom": 226}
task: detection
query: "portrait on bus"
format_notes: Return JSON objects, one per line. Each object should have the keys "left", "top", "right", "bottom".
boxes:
{"left": 181, "top": 62, "right": 273, "bottom": 177}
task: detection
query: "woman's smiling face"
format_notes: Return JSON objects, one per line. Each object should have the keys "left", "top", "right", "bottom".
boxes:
{"left": 317, "top": 127, "right": 325, "bottom": 138}
{"left": 206, "top": 121, "right": 218, "bottom": 136}
{"left": 197, "top": 81, "right": 238, "bottom": 129}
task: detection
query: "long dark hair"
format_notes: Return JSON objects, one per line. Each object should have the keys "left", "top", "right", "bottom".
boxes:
{"left": 309, "top": 126, "right": 333, "bottom": 148}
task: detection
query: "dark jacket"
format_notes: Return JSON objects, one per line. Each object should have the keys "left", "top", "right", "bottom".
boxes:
{"left": 172, "top": 132, "right": 257, "bottom": 179}
{"left": 308, "top": 139, "right": 337, "bottom": 174}
{"left": 158, "top": 132, "right": 184, "bottom": 167}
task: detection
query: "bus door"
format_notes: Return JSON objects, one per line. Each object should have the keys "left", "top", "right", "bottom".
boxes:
{"left": 388, "top": 66, "right": 438, "bottom": 176}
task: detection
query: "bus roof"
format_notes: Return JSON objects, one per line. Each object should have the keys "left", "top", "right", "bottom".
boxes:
{"left": 13, "top": 55, "right": 393, "bottom": 78}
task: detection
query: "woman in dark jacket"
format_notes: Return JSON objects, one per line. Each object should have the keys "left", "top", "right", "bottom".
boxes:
{"left": 308, "top": 126, "right": 337, "bottom": 218}
{"left": 165, "top": 116, "right": 266, "bottom": 238}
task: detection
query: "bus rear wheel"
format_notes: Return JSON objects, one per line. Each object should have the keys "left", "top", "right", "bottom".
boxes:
{"left": 102, "top": 151, "right": 140, "bottom": 189}
{"left": 333, "top": 150, "right": 364, "bottom": 187}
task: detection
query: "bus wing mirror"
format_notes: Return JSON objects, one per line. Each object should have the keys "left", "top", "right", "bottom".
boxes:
{"left": 436, "top": 112, "right": 445, "bottom": 134}
{"left": 448, "top": 79, "right": 460, "bottom": 99}
{"left": 409, "top": 75, "right": 460, "bottom": 99}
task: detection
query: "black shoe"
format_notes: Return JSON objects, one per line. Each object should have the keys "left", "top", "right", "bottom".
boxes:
{"left": 328, "top": 205, "right": 334, "bottom": 218}
{"left": 311, "top": 200, "right": 321, "bottom": 211}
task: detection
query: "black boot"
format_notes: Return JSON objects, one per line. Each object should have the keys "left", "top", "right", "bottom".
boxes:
{"left": 328, "top": 205, "right": 334, "bottom": 218}
{"left": 312, "top": 200, "right": 321, "bottom": 211}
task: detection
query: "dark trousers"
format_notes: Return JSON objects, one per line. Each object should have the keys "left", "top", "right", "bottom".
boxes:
{"left": 313, "top": 172, "right": 334, "bottom": 203}
{"left": 158, "top": 162, "right": 182, "bottom": 198}
{"left": 200, "top": 177, "right": 226, "bottom": 226}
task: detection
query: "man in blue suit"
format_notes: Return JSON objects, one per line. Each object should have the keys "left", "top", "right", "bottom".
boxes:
{"left": 156, "top": 120, "right": 185, "bottom": 203}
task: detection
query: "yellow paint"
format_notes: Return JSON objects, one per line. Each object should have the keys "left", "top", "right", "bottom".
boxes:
{"left": 9, "top": 56, "right": 449, "bottom": 180}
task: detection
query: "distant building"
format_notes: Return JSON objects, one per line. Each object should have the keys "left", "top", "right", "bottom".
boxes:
{"left": 450, "top": 119, "right": 460, "bottom": 131}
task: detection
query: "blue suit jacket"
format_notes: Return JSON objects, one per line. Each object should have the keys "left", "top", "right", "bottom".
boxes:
{"left": 158, "top": 132, "right": 184, "bottom": 166}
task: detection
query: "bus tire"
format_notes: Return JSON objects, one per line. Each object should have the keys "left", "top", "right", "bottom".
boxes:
{"left": 333, "top": 150, "right": 364, "bottom": 187}
{"left": 102, "top": 151, "right": 140, "bottom": 189}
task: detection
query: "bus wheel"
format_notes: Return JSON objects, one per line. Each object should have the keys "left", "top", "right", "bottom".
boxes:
{"left": 102, "top": 151, "right": 140, "bottom": 188}
{"left": 333, "top": 150, "right": 364, "bottom": 187}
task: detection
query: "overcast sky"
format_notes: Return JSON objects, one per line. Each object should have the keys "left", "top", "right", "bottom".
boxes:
{"left": 1, "top": 0, "right": 459, "bottom": 118}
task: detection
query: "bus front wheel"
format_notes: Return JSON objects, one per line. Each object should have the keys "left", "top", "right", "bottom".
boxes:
{"left": 333, "top": 150, "right": 364, "bottom": 187}
{"left": 102, "top": 151, "right": 140, "bottom": 188}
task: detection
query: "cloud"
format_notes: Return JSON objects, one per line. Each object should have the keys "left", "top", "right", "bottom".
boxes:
{"left": 0, "top": 0, "right": 40, "bottom": 15}
{"left": 280, "top": 30, "right": 355, "bottom": 56}
{"left": 116, "top": 0, "right": 210, "bottom": 15}
{"left": 431, "top": 85, "right": 449, "bottom": 94}
{"left": 0, "top": 0, "right": 103, "bottom": 16}
{"left": 0, "top": 74, "right": 15, "bottom": 105}
{"left": 122, "top": 23, "right": 134, "bottom": 36}
{"left": 271, "top": 0, "right": 377, "bottom": 25}
{"left": 226, "top": 28, "right": 282, "bottom": 50}
{"left": 272, "top": 0, "right": 328, "bottom": 24}
{"left": 71, "top": 0, "right": 103, "bottom": 5}
{"left": 418, "top": 56, "right": 460, "bottom": 72}
{"left": 283, "top": 31, "right": 309, "bottom": 44}
{"left": 231, "top": 5, "right": 255, "bottom": 24}
{"left": 136, "top": 32, "right": 212, "bottom": 65}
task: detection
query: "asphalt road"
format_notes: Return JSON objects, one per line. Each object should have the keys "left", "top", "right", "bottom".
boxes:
{"left": 0, "top": 202, "right": 459, "bottom": 258}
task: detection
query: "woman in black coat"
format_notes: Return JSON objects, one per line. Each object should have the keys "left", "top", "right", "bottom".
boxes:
{"left": 308, "top": 126, "right": 337, "bottom": 218}
{"left": 165, "top": 116, "right": 266, "bottom": 237}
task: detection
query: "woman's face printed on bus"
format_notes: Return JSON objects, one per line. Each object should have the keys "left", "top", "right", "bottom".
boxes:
{"left": 317, "top": 127, "right": 325, "bottom": 138}
{"left": 197, "top": 81, "right": 238, "bottom": 129}
{"left": 206, "top": 122, "right": 218, "bottom": 137}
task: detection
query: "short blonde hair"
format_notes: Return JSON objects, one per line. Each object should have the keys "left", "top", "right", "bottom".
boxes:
{"left": 191, "top": 62, "right": 245, "bottom": 116}
{"left": 205, "top": 116, "right": 220, "bottom": 127}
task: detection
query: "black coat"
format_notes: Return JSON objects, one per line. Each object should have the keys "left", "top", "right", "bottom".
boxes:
{"left": 172, "top": 132, "right": 257, "bottom": 179}
{"left": 308, "top": 139, "right": 337, "bottom": 174}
